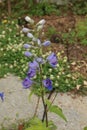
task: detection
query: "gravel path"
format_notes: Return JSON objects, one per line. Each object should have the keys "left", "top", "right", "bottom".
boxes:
{"left": 0, "top": 75, "right": 87, "bottom": 130}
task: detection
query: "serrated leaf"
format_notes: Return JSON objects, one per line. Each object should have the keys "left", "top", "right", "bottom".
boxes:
{"left": 84, "top": 126, "right": 87, "bottom": 130}
{"left": 46, "top": 100, "right": 67, "bottom": 122}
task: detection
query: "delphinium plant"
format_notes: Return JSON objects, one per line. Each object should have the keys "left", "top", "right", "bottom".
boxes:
{"left": 22, "top": 16, "right": 67, "bottom": 130}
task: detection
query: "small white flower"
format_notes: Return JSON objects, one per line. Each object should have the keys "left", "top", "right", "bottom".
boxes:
{"left": 50, "top": 75, "right": 54, "bottom": 80}
{"left": 4, "top": 75, "right": 7, "bottom": 78}
{"left": 8, "top": 37, "right": 11, "bottom": 41}
{"left": 56, "top": 64, "right": 59, "bottom": 67}
{"left": 12, "top": 49, "right": 15, "bottom": 52}
{"left": 55, "top": 83, "right": 58, "bottom": 86}
{"left": 5, "top": 63, "right": 8, "bottom": 66}
{"left": 1, "top": 48, "right": 3, "bottom": 51}
{"left": 31, "top": 50, "right": 35, "bottom": 53}
{"left": 49, "top": 69, "right": 52, "bottom": 72}
{"left": 21, "top": 34, "right": 24, "bottom": 37}
{"left": 43, "top": 75, "right": 47, "bottom": 79}
{"left": 4, "top": 53, "right": 6, "bottom": 56}
{"left": 63, "top": 56, "right": 67, "bottom": 62}
{"left": 12, "top": 21, "right": 15, "bottom": 24}
{"left": 33, "top": 75, "right": 37, "bottom": 79}
{"left": 2, "top": 31, "right": 5, "bottom": 34}
{"left": 9, "top": 29, "right": 12, "bottom": 32}
{"left": 10, "top": 65, "right": 13, "bottom": 68}
{"left": 57, "top": 75, "right": 59, "bottom": 79}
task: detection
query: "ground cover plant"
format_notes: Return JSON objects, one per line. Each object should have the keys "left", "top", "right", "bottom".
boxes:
{"left": 0, "top": 17, "right": 86, "bottom": 93}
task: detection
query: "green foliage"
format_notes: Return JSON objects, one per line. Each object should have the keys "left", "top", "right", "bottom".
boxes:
{"left": 84, "top": 126, "right": 87, "bottom": 130}
{"left": 46, "top": 100, "right": 67, "bottom": 122}
{"left": 29, "top": 2, "right": 60, "bottom": 16}
{"left": 24, "top": 117, "right": 57, "bottom": 130}
{"left": 71, "top": 0, "right": 87, "bottom": 15}
{"left": 76, "top": 19, "right": 87, "bottom": 45}
{"left": 46, "top": 26, "right": 57, "bottom": 39}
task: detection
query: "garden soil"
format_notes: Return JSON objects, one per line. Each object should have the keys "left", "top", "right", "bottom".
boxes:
{"left": 0, "top": 74, "right": 87, "bottom": 130}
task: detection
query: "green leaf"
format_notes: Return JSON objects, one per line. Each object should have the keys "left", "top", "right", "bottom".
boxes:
{"left": 25, "top": 117, "right": 50, "bottom": 130}
{"left": 28, "top": 91, "right": 34, "bottom": 101}
{"left": 25, "top": 125, "right": 50, "bottom": 130}
{"left": 84, "top": 126, "right": 87, "bottom": 130}
{"left": 46, "top": 100, "right": 67, "bottom": 122}
{"left": 24, "top": 117, "right": 57, "bottom": 130}
{"left": 48, "top": 121, "right": 57, "bottom": 130}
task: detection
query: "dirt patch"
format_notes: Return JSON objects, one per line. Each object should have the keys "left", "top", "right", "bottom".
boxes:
{"left": 33, "top": 15, "right": 87, "bottom": 78}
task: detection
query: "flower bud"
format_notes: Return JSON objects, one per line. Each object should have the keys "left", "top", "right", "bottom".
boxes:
{"left": 36, "top": 19, "right": 46, "bottom": 26}
{"left": 27, "top": 33, "right": 34, "bottom": 38}
{"left": 25, "top": 16, "right": 34, "bottom": 24}
{"left": 22, "top": 28, "right": 30, "bottom": 33}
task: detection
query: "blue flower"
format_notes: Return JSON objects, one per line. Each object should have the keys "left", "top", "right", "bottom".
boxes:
{"left": 24, "top": 51, "right": 32, "bottom": 57}
{"left": 43, "top": 78, "right": 53, "bottom": 91}
{"left": 47, "top": 53, "right": 58, "bottom": 67}
{"left": 22, "top": 77, "right": 33, "bottom": 89}
{"left": 42, "top": 41, "right": 51, "bottom": 46}
{"left": 29, "top": 60, "right": 39, "bottom": 70}
{"left": 0, "top": 92, "right": 4, "bottom": 101}
{"left": 27, "top": 68, "right": 36, "bottom": 78}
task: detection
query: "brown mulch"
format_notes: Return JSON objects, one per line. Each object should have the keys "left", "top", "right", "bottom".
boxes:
{"left": 33, "top": 15, "right": 87, "bottom": 78}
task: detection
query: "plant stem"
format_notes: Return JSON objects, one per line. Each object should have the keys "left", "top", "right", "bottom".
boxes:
{"left": 42, "top": 89, "right": 55, "bottom": 122}
{"left": 33, "top": 96, "right": 40, "bottom": 117}
{"left": 41, "top": 91, "right": 48, "bottom": 127}
{"left": 47, "top": 92, "right": 58, "bottom": 111}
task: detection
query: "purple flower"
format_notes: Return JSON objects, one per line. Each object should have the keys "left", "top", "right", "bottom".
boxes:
{"left": 23, "top": 44, "right": 31, "bottom": 49}
{"left": 27, "top": 68, "right": 36, "bottom": 78}
{"left": 29, "top": 60, "right": 39, "bottom": 70}
{"left": 24, "top": 51, "right": 32, "bottom": 57}
{"left": 22, "top": 77, "right": 33, "bottom": 89}
{"left": 47, "top": 53, "right": 58, "bottom": 67}
{"left": 42, "top": 41, "right": 51, "bottom": 46}
{"left": 0, "top": 92, "right": 4, "bottom": 101}
{"left": 43, "top": 78, "right": 53, "bottom": 91}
